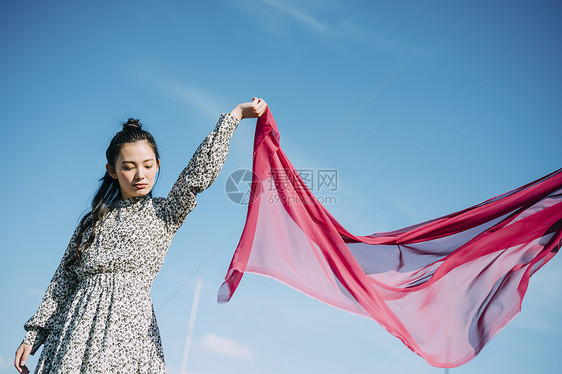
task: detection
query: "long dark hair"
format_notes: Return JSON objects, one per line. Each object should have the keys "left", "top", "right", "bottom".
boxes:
{"left": 65, "top": 118, "right": 161, "bottom": 268}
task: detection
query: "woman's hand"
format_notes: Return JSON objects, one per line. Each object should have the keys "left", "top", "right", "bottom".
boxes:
{"left": 230, "top": 97, "right": 268, "bottom": 121}
{"left": 14, "top": 344, "right": 31, "bottom": 373}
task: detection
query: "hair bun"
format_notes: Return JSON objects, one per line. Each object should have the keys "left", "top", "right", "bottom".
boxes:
{"left": 123, "top": 118, "right": 142, "bottom": 131}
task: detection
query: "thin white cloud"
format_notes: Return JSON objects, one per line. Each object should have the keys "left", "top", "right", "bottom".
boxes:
{"left": 27, "top": 288, "right": 45, "bottom": 297}
{"left": 165, "top": 363, "right": 209, "bottom": 374}
{"left": 259, "top": 0, "right": 330, "bottom": 34}
{"left": 233, "top": 0, "right": 426, "bottom": 55}
{"left": 0, "top": 356, "right": 8, "bottom": 370}
{"left": 199, "top": 333, "right": 252, "bottom": 358}
{"left": 130, "top": 57, "right": 253, "bottom": 157}
{"left": 235, "top": 0, "right": 365, "bottom": 38}
{"left": 140, "top": 60, "right": 227, "bottom": 121}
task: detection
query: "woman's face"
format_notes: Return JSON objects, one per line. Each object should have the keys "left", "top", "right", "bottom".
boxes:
{"left": 106, "top": 140, "right": 160, "bottom": 199}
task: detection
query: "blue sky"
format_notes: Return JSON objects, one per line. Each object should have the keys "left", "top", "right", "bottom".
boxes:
{"left": 1, "top": 0, "right": 561, "bottom": 373}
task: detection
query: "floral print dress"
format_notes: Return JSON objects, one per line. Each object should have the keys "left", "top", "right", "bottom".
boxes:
{"left": 21, "top": 113, "right": 240, "bottom": 373}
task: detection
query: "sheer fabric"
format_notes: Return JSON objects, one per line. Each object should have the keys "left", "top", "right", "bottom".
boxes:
{"left": 219, "top": 108, "right": 562, "bottom": 368}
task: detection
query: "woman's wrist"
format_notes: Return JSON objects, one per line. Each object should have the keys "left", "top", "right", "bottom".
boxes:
{"left": 230, "top": 105, "right": 243, "bottom": 121}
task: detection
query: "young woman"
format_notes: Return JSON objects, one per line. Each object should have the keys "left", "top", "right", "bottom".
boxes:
{"left": 14, "top": 97, "right": 268, "bottom": 373}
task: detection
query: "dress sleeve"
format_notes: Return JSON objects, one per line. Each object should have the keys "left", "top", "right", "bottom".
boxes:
{"left": 163, "top": 112, "right": 240, "bottom": 233}
{"left": 21, "top": 224, "right": 81, "bottom": 355}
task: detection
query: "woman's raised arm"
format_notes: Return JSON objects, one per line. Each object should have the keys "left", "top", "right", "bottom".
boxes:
{"left": 161, "top": 98, "right": 267, "bottom": 233}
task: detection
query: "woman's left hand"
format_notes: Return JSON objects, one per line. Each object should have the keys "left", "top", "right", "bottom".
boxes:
{"left": 14, "top": 343, "right": 31, "bottom": 373}
{"left": 230, "top": 97, "right": 268, "bottom": 121}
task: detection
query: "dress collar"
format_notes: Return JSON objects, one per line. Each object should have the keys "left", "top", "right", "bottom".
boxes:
{"left": 112, "top": 194, "right": 151, "bottom": 208}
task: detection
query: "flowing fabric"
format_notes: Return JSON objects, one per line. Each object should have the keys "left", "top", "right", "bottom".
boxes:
{"left": 218, "top": 108, "right": 562, "bottom": 368}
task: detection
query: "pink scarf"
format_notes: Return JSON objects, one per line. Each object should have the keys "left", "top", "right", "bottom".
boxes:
{"left": 219, "top": 107, "right": 562, "bottom": 368}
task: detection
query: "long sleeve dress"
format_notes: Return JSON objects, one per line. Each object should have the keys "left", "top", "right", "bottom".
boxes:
{"left": 21, "top": 113, "right": 240, "bottom": 373}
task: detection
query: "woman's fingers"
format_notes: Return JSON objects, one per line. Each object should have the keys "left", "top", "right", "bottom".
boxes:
{"left": 14, "top": 345, "right": 23, "bottom": 373}
{"left": 255, "top": 99, "right": 268, "bottom": 117}
{"left": 250, "top": 97, "right": 267, "bottom": 117}
{"left": 232, "top": 97, "right": 268, "bottom": 119}
{"left": 14, "top": 344, "right": 31, "bottom": 373}
{"left": 23, "top": 345, "right": 31, "bottom": 373}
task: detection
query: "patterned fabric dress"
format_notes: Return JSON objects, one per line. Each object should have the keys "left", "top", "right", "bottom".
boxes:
{"left": 21, "top": 113, "right": 240, "bottom": 373}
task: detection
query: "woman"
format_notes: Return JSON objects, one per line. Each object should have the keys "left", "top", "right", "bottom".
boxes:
{"left": 14, "top": 97, "right": 268, "bottom": 373}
